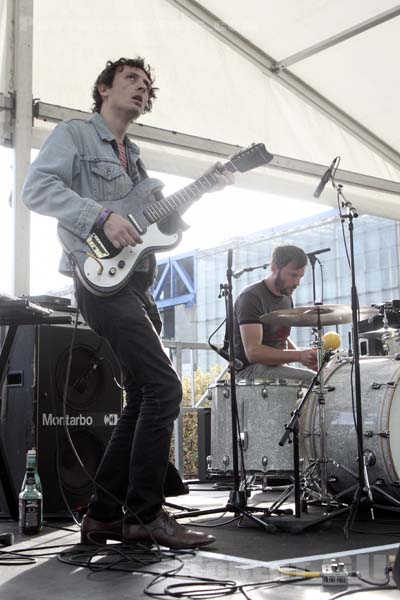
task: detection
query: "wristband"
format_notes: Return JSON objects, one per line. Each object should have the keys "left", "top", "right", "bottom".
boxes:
{"left": 96, "top": 208, "right": 113, "bottom": 229}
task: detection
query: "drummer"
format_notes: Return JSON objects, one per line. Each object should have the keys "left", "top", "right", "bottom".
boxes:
{"left": 233, "top": 245, "right": 318, "bottom": 384}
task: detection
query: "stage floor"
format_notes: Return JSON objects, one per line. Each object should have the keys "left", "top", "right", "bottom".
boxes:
{"left": 0, "top": 484, "right": 398, "bottom": 599}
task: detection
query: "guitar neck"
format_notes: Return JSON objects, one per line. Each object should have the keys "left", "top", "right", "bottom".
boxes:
{"left": 143, "top": 163, "right": 233, "bottom": 225}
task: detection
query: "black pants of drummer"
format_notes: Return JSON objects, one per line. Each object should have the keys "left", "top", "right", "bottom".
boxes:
{"left": 74, "top": 276, "right": 182, "bottom": 524}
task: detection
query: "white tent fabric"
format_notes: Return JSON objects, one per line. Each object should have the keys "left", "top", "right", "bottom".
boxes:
{"left": 1, "top": 0, "right": 400, "bottom": 293}
{"left": 3, "top": 1, "right": 400, "bottom": 177}
{"left": 27, "top": 1, "right": 400, "bottom": 194}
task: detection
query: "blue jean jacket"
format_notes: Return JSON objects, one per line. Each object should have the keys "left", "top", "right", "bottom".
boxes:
{"left": 22, "top": 112, "right": 147, "bottom": 275}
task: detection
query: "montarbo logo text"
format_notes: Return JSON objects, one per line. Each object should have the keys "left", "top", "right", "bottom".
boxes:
{"left": 42, "top": 413, "right": 93, "bottom": 426}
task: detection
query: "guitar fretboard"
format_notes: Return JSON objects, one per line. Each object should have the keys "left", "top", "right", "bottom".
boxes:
{"left": 143, "top": 169, "right": 225, "bottom": 224}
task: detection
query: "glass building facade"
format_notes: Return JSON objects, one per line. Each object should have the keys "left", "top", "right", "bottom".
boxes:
{"left": 156, "top": 210, "right": 400, "bottom": 373}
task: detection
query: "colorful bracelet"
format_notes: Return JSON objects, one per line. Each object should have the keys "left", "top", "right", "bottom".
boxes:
{"left": 96, "top": 208, "right": 113, "bottom": 229}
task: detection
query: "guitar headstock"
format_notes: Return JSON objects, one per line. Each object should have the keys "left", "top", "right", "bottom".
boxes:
{"left": 226, "top": 143, "right": 273, "bottom": 173}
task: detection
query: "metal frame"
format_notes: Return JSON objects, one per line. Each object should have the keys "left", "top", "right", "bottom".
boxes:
{"left": 167, "top": 0, "right": 400, "bottom": 170}
{"left": 0, "top": 99, "right": 392, "bottom": 196}
{"left": 273, "top": 6, "right": 400, "bottom": 70}
{"left": 153, "top": 253, "right": 196, "bottom": 309}
{"left": 3, "top": 1, "right": 400, "bottom": 298}
{"left": 4, "top": 0, "right": 33, "bottom": 296}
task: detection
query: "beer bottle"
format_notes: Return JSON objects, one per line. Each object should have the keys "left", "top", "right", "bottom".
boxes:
{"left": 19, "top": 449, "right": 43, "bottom": 534}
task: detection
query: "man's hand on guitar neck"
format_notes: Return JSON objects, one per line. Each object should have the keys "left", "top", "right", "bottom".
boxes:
{"left": 203, "top": 162, "right": 235, "bottom": 192}
{"left": 103, "top": 213, "right": 143, "bottom": 249}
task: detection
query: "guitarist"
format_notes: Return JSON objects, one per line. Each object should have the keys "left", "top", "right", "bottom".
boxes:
{"left": 23, "top": 57, "right": 233, "bottom": 548}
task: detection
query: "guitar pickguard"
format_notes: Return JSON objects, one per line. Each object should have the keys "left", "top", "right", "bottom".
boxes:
{"left": 83, "top": 223, "right": 180, "bottom": 293}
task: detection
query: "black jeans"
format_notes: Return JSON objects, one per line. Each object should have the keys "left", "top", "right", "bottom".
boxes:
{"left": 75, "top": 277, "right": 182, "bottom": 524}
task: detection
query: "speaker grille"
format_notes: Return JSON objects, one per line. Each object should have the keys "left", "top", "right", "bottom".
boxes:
{"left": 55, "top": 344, "right": 112, "bottom": 412}
{"left": 60, "top": 428, "right": 105, "bottom": 496}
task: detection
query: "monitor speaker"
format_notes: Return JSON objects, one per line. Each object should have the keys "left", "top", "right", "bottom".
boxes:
{"left": 1, "top": 323, "right": 122, "bottom": 517}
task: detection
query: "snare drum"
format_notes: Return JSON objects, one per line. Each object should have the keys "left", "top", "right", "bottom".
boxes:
{"left": 303, "top": 356, "right": 400, "bottom": 502}
{"left": 208, "top": 379, "right": 303, "bottom": 473}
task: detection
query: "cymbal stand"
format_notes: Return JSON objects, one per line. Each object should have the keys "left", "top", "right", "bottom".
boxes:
{"left": 313, "top": 310, "right": 331, "bottom": 502}
{"left": 260, "top": 349, "right": 352, "bottom": 532}
{"left": 306, "top": 253, "right": 331, "bottom": 503}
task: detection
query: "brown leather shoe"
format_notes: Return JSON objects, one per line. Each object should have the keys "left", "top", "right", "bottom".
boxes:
{"left": 80, "top": 515, "right": 123, "bottom": 544}
{"left": 123, "top": 510, "right": 215, "bottom": 549}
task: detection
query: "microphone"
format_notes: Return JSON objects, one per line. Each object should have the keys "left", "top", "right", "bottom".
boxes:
{"left": 218, "top": 348, "right": 244, "bottom": 370}
{"left": 313, "top": 157, "right": 339, "bottom": 199}
{"left": 322, "top": 331, "right": 342, "bottom": 358}
{"left": 306, "top": 247, "right": 331, "bottom": 259}
{"left": 209, "top": 343, "right": 243, "bottom": 370}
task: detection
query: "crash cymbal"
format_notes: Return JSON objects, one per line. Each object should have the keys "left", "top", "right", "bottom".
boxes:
{"left": 260, "top": 304, "right": 379, "bottom": 327}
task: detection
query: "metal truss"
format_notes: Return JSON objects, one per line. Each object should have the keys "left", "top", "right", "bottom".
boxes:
{"left": 30, "top": 100, "right": 400, "bottom": 196}
{"left": 153, "top": 252, "right": 196, "bottom": 308}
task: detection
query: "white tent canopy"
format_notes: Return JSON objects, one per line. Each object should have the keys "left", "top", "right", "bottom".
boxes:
{"left": 1, "top": 0, "right": 400, "bottom": 294}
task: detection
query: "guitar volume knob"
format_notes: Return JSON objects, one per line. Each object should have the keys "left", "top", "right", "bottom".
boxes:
{"left": 108, "top": 267, "right": 117, "bottom": 276}
{"left": 118, "top": 260, "right": 126, "bottom": 269}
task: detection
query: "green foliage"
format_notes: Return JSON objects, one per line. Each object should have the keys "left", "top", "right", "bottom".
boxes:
{"left": 170, "top": 366, "right": 227, "bottom": 478}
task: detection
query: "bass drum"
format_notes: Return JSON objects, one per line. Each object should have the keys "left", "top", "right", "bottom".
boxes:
{"left": 303, "top": 356, "right": 400, "bottom": 503}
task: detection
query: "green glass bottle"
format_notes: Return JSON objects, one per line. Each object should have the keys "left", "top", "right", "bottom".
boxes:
{"left": 19, "top": 450, "right": 43, "bottom": 534}
{"left": 20, "top": 449, "right": 43, "bottom": 495}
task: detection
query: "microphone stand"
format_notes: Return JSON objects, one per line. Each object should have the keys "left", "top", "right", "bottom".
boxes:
{"left": 336, "top": 184, "right": 370, "bottom": 519}
{"left": 225, "top": 249, "right": 246, "bottom": 507}
{"left": 232, "top": 262, "right": 269, "bottom": 279}
{"left": 173, "top": 249, "right": 274, "bottom": 528}
{"left": 307, "top": 255, "right": 321, "bottom": 305}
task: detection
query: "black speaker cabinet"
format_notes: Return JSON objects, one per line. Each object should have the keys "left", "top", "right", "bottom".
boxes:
{"left": 1, "top": 323, "right": 122, "bottom": 517}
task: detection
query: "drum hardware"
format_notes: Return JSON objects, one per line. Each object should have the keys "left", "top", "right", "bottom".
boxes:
{"left": 206, "top": 455, "right": 212, "bottom": 471}
{"left": 260, "top": 348, "right": 351, "bottom": 532}
{"left": 174, "top": 248, "right": 282, "bottom": 529}
{"left": 239, "top": 431, "right": 248, "bottom": 451}
{"left": 222, "top": 455, "right": 230, "bottom": 471}
{"left": 363, "top": 450, "right": 376, "bottom": 467}
{"left": 371, "top": 381, "right": 396, "bottom": 389}
{"left": 363, "top": 431, "right": 390, "bottom": 439}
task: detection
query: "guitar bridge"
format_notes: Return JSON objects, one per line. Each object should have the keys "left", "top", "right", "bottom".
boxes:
{"left": 86, "top": 232, "right": 110, "bottom": 259}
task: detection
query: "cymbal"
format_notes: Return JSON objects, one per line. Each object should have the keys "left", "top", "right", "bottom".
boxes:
{"left": 260, "top": 304, "right": 379, "bottom": 327}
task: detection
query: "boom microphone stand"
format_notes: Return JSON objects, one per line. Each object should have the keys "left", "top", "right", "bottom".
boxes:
{"left": 173, "top": 249, "right": 273, "bottom": 527}
{"left": 335, "top": 184, "right": 371, "bottom": 519}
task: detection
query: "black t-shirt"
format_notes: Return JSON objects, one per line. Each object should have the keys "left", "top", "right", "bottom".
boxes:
{"left": 233, "top": 280, "right": 293, "bottom": 368}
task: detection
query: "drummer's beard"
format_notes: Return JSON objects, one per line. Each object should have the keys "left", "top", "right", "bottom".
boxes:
{"left": 275, "top": 270, "right": 297, "bottom": 296}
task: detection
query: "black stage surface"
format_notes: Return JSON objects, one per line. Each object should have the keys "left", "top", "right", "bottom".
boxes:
{"left": 0, "top": 486, "right": 399, "bottom": 599}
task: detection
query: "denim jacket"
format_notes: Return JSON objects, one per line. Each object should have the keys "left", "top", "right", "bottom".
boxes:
{"left": 22, "top": 112, "right": 149, "bottom": 275}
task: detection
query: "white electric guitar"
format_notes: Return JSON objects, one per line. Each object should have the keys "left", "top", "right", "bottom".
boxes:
{"left": 58, "top": 143, "right": 273, "bottom": 296}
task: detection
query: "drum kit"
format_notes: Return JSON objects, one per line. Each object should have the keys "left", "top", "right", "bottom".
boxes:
{"left": 208, "top": 301, "right": 400, "bottom": 513}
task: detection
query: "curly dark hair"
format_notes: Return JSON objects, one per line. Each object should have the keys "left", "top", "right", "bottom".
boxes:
{"left": 272, "top": 245, "right": 308, "bottom": 269}
{"left": 91, "top": 57, "right": 158, "bottom": 113}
